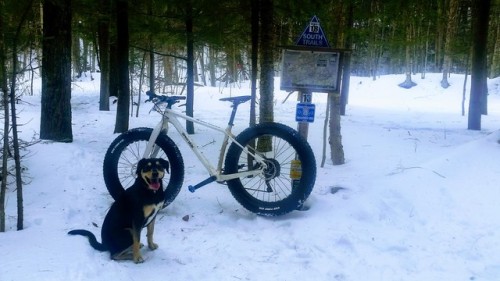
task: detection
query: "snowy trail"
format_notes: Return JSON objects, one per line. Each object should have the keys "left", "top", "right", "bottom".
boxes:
{"left": 1, "top": 73, "right": 500, "bottom": 281}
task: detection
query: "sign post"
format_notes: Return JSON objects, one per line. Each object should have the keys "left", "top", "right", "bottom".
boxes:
{"left": 281, "top": 16, "right": 338, "bottom": 140}
{"left": 296, "top": 91, "right": 314, "bottom": 138}
{"left": 280, "top": 15, "right": 347, "bottom": 166}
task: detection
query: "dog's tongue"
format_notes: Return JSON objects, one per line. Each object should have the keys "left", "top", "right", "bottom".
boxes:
{"left": 150, "top": 182, "right": 161, "bottom": 190}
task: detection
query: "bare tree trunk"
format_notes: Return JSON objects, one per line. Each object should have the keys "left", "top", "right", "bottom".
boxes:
{"left": 468, "top": 0, "right": 490, "bottom": 130}
{"left": 148, "top": 0, "right": 155, "bottom": 92}
{"left": 340, "top": 1, "right": 353, "bottom": 115}
{"left": 399, "top": 23, "right": 417, "bottom": 89}
{"left": 114, "top": 0, "right": 130, "bottom": 133}
{"left": 208, "top": 46, "right": 217, "bottom": 87}
{"left": 441, "top": 0, "right": 459, "bottom": 88}
{"left": 10, "top": 0, "right": 33, "bottom": 231}
{"left": 162, "top": 50, "right": 175, "bottom": 92}
{"left": 136, "top": 52, "right": 146, "bottom": 117}
{"left": 185, "top": 0, "right": 195, "bottom": 134}
{"left": 250, "top": 0, "right": 259, "bottom": 127}
{"left": 421, "top": 20, "right": 431, "bottom": 79}
{"left": 491, "top": 15, "right": 500, "bottom": 77}
{"left": 149, "top": 50, "right": 155, "bottom": 91}
{"left": 83, "top": 41, "right": 89, "bottom": 74}
{"left": 257, "top": 0, "right": 274, "bottom": 152}
{"left": 321, "top": 96, "right": 330, "bottom": 168}
{"left": 10, "top": 54, "right": 23, "bottom": 231}
{"left": 329, "top": 93, "right": 344, "bottom": 165}
{"left": 72, "top": 34, "right": 82, "bottom": 79}
{"left": 0, "top": 0, "right": 8, "bottom": 231}
{"left": 98, "top": 0, "right": 110, "bottom": 111}
{"left": 198, "top": 48, "right": 206, "bottom": 86}
{"left": 462, "top": 51, "right": 469, "bottom": 116}
{"left": 258, "top": 0, "right": 274, "bottom": 124}
{"left": 435, "top": 0, "right": 446, "bottom": 71}
{"left": 41, "top": 0, "right": 73, "bottom": 142}
{"left": 193, "top": 51, "right": 199, "bottom": 83}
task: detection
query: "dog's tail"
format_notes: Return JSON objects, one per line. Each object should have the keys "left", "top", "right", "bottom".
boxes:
{"left": 68, "top": 229, "right": 107, "bottom": 252}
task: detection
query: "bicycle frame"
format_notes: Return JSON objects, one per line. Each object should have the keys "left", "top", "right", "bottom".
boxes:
{"left": 143, "top": 105, "right": 267, "bottom": 183}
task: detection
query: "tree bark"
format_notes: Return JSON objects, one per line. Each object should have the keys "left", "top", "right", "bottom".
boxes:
{"left": 208, "top": 46, "right": 216, "bottom": 87}
{"left": 0, "top": 0, "right": 8, "bottom": 231}
{"left": 490, "top": 16, "right": 500, "bottom": 78}
{"left": 185, "top": 0, "right": 195, "bottom": 134}
{"left": 441, "top": 0, "right": 459, "bottom": 88}
{"left": 250, "top": 0, "right": 259, "bottom": 127}
{"left": 490, "top": 14, "right": 500, "bottom": 78}
{"left": 72, "top": 34, "right": 82, "bottom": 79}
{"left": 40, "top": 0, "right": 73, "bottom": 142}
{"left": 257, "top": 0, "right": 274, "bottom": 152}
{"left": 98, "top": 0, "right": 110, "bottom": 111}
{"left": 435, "top": 0, "right": 446, "bottom": 71}
{"left": 113, "top": 0, "right": 130, "bottom": 133}
{"left": 468, "top": 0, "right": 490, "bottom": 130}
{"left": 148, "top": 0, "right": 155, "bottom": 92}
{"left": 258, "top": 0, "right": 274, "bottom": 124}
{"left": 198, "top": 49, "right": 206, "bottom": 86}
{"left": 329, "top": 93, "right": 344, "bottom": 165}
{"left": 399, "top": 23, "right": 417, "bottom": 89}
{"left": 10, "top": 0, "right": 33, "bottom": 231}
{"left": 340, "top": 1, "right": 353, "bottom": 115}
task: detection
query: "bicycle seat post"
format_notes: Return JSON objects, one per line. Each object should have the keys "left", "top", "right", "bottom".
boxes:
{"left": 220, "top": 96, "right": 252, "bottom": 127}
{"left": 228, "top": 104, "right": 239, "bottom": 127}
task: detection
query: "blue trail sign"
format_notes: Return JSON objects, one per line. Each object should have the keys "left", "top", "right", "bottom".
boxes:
{"left": 296, "top": 103, "right": 315, "bottom": 123}
{"left": 295, "top": 16, "right": 330, "bottom": 48}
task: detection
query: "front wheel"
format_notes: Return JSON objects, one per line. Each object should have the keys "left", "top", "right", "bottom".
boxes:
{"left": 224, "top": 123, "right": 316, "bottom": 216}
{"left": 103, "top": 127, "right": 185, "bottom": 207}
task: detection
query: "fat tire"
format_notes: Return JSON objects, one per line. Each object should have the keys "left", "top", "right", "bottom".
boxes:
{"left": 103, "top": 127, "right": 184, "bottom": 206}
{"left": 224, "top": 122, "right": 316, "bottom": 216}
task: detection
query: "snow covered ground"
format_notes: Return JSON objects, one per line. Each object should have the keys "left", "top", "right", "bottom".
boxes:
{"left": 1, "top": 73, "right": 500, "bottom": 281}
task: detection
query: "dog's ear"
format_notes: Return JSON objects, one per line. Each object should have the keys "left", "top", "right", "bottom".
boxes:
{"left": 158, "top": 158, "right": 170, "bottom": 174}
{"left": 136, "top": 158, "right": 147, "bottom": 175}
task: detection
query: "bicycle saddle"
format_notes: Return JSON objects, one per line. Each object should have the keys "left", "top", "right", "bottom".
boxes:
{"left": 219, "top": 95, "right": 252, "bottom": 105}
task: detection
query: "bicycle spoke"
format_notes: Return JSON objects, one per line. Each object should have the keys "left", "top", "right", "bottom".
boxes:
{"left": 232, "top": 133, "right": 302, "bottom": 203}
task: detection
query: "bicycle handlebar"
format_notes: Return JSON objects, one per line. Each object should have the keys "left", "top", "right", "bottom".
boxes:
{"left": 145, "top": 90, "right": 186, "bottom": 108}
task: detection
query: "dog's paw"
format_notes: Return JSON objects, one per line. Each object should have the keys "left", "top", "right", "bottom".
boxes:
{"left": 133, "top": 255, "right": 145, "bottom": 264}
{"left": 148, "top": 242, "right": 159, "bottom": 250}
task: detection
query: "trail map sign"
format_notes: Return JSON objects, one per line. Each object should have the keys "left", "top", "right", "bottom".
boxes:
{"left": 280, "top": 16, "right": 340, "bottom": 93}
{"left": 280, "top": 48, "right": 340, "bottom": 92}
{"left": 279, "top": 15, "right": 347, "bottom": 166}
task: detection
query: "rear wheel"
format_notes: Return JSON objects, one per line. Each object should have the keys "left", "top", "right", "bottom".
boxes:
{"left": 103, "top": 128, "right": 184, "bottom": 206}
{"left": 224, "top": 123, "right": 316, "bottom": 216}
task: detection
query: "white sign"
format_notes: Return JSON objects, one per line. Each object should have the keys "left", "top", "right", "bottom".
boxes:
{"left": 280, "top": 49, "right": 340, "bottom": 92}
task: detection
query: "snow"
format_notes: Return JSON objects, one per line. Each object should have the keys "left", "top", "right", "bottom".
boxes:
{"left": 1, "top": 73, "right": 500, "bottom": 281}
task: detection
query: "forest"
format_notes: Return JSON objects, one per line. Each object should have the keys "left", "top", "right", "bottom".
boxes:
{"left": 1, "top": 0, "right": 499, "bottom": 124}
{"left": 1, "top": 0, "right": 499, "bottom": 99}
{"left": 1, "top": 0, "right": 499, "bottom": 110}
{"left": 0, "top": 0, "right": 498, "bottom": 229}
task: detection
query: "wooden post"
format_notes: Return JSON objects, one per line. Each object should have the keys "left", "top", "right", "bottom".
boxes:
{"left": 329, "top": 92, "right": 345, "bottom": 165}
{"left": 297, "top": 91, "right": 312, "bottom": 139}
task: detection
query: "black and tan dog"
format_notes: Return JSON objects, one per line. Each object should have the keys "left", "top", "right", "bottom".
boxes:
{"left": 68, "top": 158, "right": 169, "bottom": 263}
